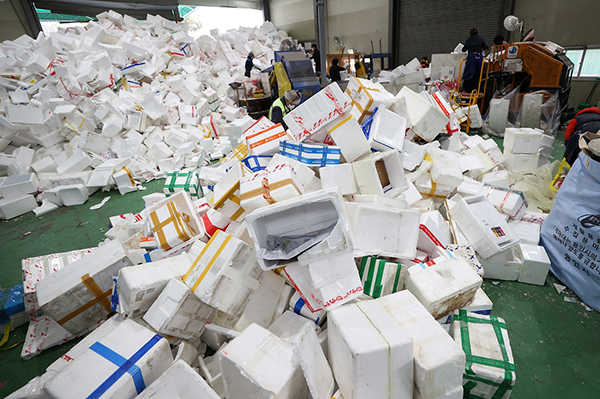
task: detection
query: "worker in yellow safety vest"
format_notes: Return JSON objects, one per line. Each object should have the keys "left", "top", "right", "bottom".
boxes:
{"left": 269, "top": 89, "right": 301, "bottom": 130}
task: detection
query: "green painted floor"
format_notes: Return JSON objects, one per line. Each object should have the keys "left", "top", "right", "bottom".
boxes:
{"left": 1, "top": 137, "right": 599, "bottom": 398}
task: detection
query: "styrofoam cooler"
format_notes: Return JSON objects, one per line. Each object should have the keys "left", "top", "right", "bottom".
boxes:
{"left": 292, "top": 323, "right": 335, "bottom": 399}
{"left": 405, "top": 257, "right": 483, "bottom": 319}
{"left": 143, "top": 278, "right": 213, "bottom": 340}
{"left": 183, "top": 230, "right": 264, "bottom": 319}
{"left": 211, "top": 162, "right": 246, "bottom": 222}
{"left": 503, "top": 127, "right": 543, "bottom": 154}
{"left": 44, "top": 319, "right": 172, "bottom": 399}
{"left": 163, "top": 170, "right": 202, "bottom": 200}
{"left": 328, "top": 300, "right": 414, "bottom": 399}
{"left": 268, "top": 310, "right": 318, "bottom": 343}
{"left": 135, "top": 360, "right": 221, "bottom": 399}
{"left": 358, "top": 256, "right": 406, "bottom": 298}
{"left": 367, "top": 107, "right": 406, "bottom": 152}
{"left": 377, "top": 291, "right": 465, "bottom": 399}
{"left": 239, "top": 162, "right": 304, "bottom": 213}
{"left": 352, "top": 150, "right": 407, "bottom": 197}
{"left": 319, "top": 163, "right": 358, "bottom": 195}
{"left": 480, "top": 184, "right": 528, "bottom": 220}
{"left": 245, "top": 187, "right": 353, "bottom": 270}
{"left": 394, "top": 86, "right": 449, "bottom": 142}
{"left": 516, "top": 243, "right": 551, "bottom": 285}
{"left": 219, "top": 323, "right": 308, "bottom": 399}
{"left": 288, "top": 291, "right": 325, "bottom": 324}
{"left": 117, "top": 253, "right": 193, "bottom": 318}
{"left": 351, "top": 204, "right": 420, "bottom": 259}
{"left": 345, "top": 77, "right": 390, "bottom": 123}
{"left": 284, "top": 83, "right": 352, "bottom": 142}
{"left": 463, "top": 288, "right": 494, "bottom": 315}
{"left": 279, "top": 140, "right": 342, "bottom": 166}
{"left": 451, "top": 310, "right": 516, "bottom": 399}
{"left": 479, "top": 247, "right": 522, "bottom": 281}
{"left": 37, "top": 240, "right": 133, "bottom": 335}
{"left": 246, "top": 124, "right": 290, "bottom": 156}
{"left": 325, "top": 115, "right": 371, "bottom": 163}
{"left": 448, "top": 195, "right": 520, "bottom": 259}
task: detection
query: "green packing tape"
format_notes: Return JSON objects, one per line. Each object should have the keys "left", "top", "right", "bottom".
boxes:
{"left": 363, "top": 258, "right": 377, "bottom": 296}
{"left": 166, "top": 172, "right": 200, "bottom": 197}
{"left": 392, "top": 262, "right": 402, "bottom": 292}
{"left": 372, "top": 260, "right": 386, "bottom": 298}
{"left": 455, "top": 310, "right": 515, "bottom": 399}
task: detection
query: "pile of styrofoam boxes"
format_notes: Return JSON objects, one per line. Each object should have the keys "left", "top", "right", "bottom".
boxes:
{"left": 4, "top": 11, "right": 566, "bottom": 399}
{"left": 0, "top": 10, "right": 302, "bottom": 220}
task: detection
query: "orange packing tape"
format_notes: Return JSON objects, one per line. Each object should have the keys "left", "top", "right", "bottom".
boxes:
{"left": 240, "top": 177, "right": 301, "bottom": 202}
{"left": 249, "top": 130, "right": 287, "bottom": 149}
{"left": 123, "top": 167, "right": 135, "bottom": 186}
{"left": 57, "top": 274, "right": 112, "bottom": 325}
{"left": 246, "top": 123, "right": 283, "bottom": 141}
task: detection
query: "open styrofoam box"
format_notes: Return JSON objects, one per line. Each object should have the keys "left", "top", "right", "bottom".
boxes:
{"left": 245, "top": 187, "right": 353, "bottom": 270}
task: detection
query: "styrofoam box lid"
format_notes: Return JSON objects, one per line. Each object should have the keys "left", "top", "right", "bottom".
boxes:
{"left": 136, "top": 360, "right": 221, "bottom": 399}
{"left": 520, "top": 243, "right": 550, "bottom": 264}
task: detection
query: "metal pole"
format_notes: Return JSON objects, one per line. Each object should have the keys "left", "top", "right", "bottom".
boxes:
{"left": 261, "top": 0, "right": 271, "bottom": 22}
{"left": 316, "top": 0, "right": 327, "bottom": 88}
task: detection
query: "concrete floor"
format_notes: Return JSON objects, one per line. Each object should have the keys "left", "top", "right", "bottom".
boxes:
{"left": 1, "top": 137, "right": 599, "bottom": 398}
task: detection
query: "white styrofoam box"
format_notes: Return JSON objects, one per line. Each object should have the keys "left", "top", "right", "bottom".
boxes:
{"left": 147, "top": 191, "right": 204, "bottom": 254}
{"left": 245, "top": 187, "right": 353, "bottom": 270}
{"left": 183, "top": 230, "right": 264, "bottom": 318}
{"left": 44, "top": 319, "right": 172, "bottom": 399}
{"left": 328, "top": 300, "right": 413, "bottom": 399}
{"left": 53, "top": 184, "right": 89, "bottom": 206}
{"left": 463, "top": 288, "right": 493, "bottom": 315}
{"left": 0, "top": 194, "right": 37, "bottom": 219}
{"left": 268, "top": 310, "right": 317, "bottom": 343}
{"left": 504, "top": 150, "right": 539, "bottom": 172}
{"left": 394, "top": 86, "right": 449, "bottom": 142}
{"left": 210, "top": 271, "right": 291, "bottom": 332}
{"left": 503, "top": 127, "right": 543, "bottom": 154}
{"left": 284, "top": 83, "right": 352, "bottom": 142}
{"left": 143, "top": 278, "right": 213, "bottom": 340}
{"left": 463, "top": 135, "right": 497, "bottom": 153}
{"left": 325, "top": 114, "right": 371, "bottom": 163}
{"left": 418, "top": 212, "right": 450, "bottom": 256}
{"left": 402, "top": 141, "right": 428, "bottom": 172}
{"left": 446, "top": 244, "right": 484, "bottom": 277}
{"left": 405, "top": 257, "right": 482, "bottom": 319}
{"left": 480, "top": 184, "right": 528, "bottom": 220}
{"left": 212, "top": 162, "right": 246, "bottom": 222}
{"left": 457, "top": 153, "right": 486, "bottom": 173}
{"left": 320, "top": 163, "right": 357, "bottom": 195}
{"left": 481, "top": 170, "right": 509, "bottom": 188}
{"left": 288, "top": 291, "right": 325, "bottom": 324}
{"left": 227, "top": 116, "right": 254, "bottom": 143}
{"left": 451, "top": 311, "right": 515, "bottom": 399}
{"left": 240, "top": 162, "right": 304, "bottom": 213}
{"left": 352, "top": 150, "right": 407, "bottom": 197}
{"left": 465, "top": 104, "right": 483, "bottom": 128}
{"left": 448, "top": 195, "right": 520, "bottom": 259}
{"left": 517, "top": 243, "right": 551, "bottom": 286}
{"left": 292, "top": 322, "right": 335, "bottom": 399}
{"left": 202, "top": 209, "right": 231, "bottom": 237}
{"left": 485, "top": 146, "right": 507, "bottom": 167}
{"left": 358, "top": 256, "right": 406, "bottom": 298}
{"left": 55, "top": 149, "right": 92, "bottom": 175}
{"left": 219, "top": 323, "right": 308, "bottom": 399}
{"left": 7, "top": 104, "right": 45, "bottom": 125}
{"left": 349, "top": 193, "right": 407, "bottom": 210}
{"left": 345, "top": 77, "right": 391, "bottom": 123}
{"left": 117, "top": 254, "right": 193, "bottom": 318}
{"left": 283, "top": 254, "right": 362, "bottom": 312}
{"left": 243, "top": 116, "right": 274, "bottom": 141}
{"left": 37, "top": 240, "right": 133, "bottom": 335}
{"left": 198, "top": 352, "right": 226, "bottom": 398}
{"left": 0, "top": 173, "right": 38, "bottom": 199}
{"left": 457, "top": 176, "right": 484, "bottom": 197}
{"left": 136, "top": 360, "right": 221, "bottom": 399}
{"left": 368, "top": 108, "right": 406, "bottom": 152}
{"left": 141, "top": 95, "right": 167, "bottom": 120}
{"left": 488, "top": 98, "right": 510, "bottom": 135}
{"left": 463, "top": 147, "right": 496, "bottom": 177}
{"left": 351, "top": 204, "right": 420, "bottom": 259}
{"left": 507, "top": 220, "right": 541, "bottom": 245}
{"left": 427, "top": 147, "right": 464, "bottom": 188}
{"left": 377, "top": 291, "right": 465, "bottom": 399}
{"left": 31, "top": 156, "right": 58, "bottom": 173}
{"left": 246, "top": 123, "right": 290, "bottom": 156}
{"left": 479, "top": 247, "right": 522, "bottom": 281}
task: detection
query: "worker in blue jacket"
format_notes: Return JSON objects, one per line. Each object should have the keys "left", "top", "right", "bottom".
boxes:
{"left": 269, "top": 90, "right": 301, "bottom": 129}
{"left": 245, "top": 52, "right": 260, "bottom": 78}
{"left": 461, "top": 26, "right": 489, "bottom": 93}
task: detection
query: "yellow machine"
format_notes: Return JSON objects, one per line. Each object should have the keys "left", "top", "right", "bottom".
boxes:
{"left": 273, "top": 62, "right": 292, "bottom": 98}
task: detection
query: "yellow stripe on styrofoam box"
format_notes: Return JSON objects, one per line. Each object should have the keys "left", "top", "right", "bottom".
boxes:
{"left": 191, "top": 232, "right": 233, "bottom": 292}
{"left": 328, "top": 115, "right": 353, "bottom": 133}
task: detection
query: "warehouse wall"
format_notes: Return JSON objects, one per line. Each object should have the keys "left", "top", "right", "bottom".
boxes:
{"left": 0, "top": 0, "right": 34, "bottom": 41}
{"left": 270, "top": 0, "right": 388, "bottom": 55}
{"left": 515, "top": 0, "right": 600, "bottom": 109}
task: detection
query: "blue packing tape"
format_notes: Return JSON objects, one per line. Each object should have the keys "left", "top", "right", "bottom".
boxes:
{"left": 293, "top": 297, "right": 306, "bottom": 314}
{"left": 110, "top": 277, "right": 119, "bottom": 312}
{"left": 87, "top": 334, "right": 163, "bottom": 398}
{"left": 143, "top": 252, "right": 152, "bottom": 263}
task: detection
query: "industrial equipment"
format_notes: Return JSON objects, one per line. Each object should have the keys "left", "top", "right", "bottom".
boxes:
{"left": 273, "top": 50, "right": 321, "bottom": 100}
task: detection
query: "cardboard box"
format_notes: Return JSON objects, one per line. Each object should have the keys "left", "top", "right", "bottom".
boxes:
{"left": 405, "top": 257, "right": 483, "bottom": 319}
{"left": 219, "top": 323, "right": 308, "bottom": 399}
{"left": 451, "top": 311, "right": 516, "bottom": 399}
{"left": 328, "top": 300, "right": 414, "bottom": 399}
{"left": 377, "top": 291, "right": 465, "bottom": 399}
{"left": 44, "top": 319, "right": 172, "bottom": 399}
{"left": 37, "top": 240, "right": 133, "bottom": 334}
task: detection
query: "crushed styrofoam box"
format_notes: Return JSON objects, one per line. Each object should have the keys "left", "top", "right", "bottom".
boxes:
{"left": 406, "top": 257, "right": 482, "bottom": 319}
{"left": 219, "top": 323, "right": 308, "bottom": 399}
{"left": 37, "top": 240, "right": 133, "bottom": 335}
{"left": 451, "top": 311, "right": 515, "bottom": 399}
{"left": 328, "top": 300, "right": 414, "bottom": 399}
{"left": 352, "top": 150, "right": 407, "bottom": 197}
{"left": 377, "top": 291, "right": 465, "bottom": 399}
{"left": 144, "top": 278, "right": 212, "bottom": 340}
{"left": 246, "top": 187, "right": 352, "bottom": 269}
{"left": 446, "top": 244, "right": 484, "bottom": 277}
{"left": 136, "top": 360, "right": 221, "bottom": 399}
{"left": 479, "top": 247, "right": 522, "bottom": 281}
{"left": 268, "top": 310, "right": 317, "bottom": 343}
{"left": 44, "top": 319, "right": 172, "bottom": 399}
{"left": 351, "top": 204, "right": 419, "bottom": 259}
{"left": 481, "top": 170, "right": 509, "bottom": 188}
{"left": 292, "top": 322, "right": 335, "bottom": 399}
{"left": 198, "top": 352, "right": 226, "bottom": 398}
{"left": 448, "top": 195, "right": 520, "bottom": 259}
{"left": 517, "top": 243, "right": 551, "bottom": 286}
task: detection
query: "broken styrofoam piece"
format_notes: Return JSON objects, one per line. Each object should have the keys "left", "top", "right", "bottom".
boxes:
{"left": 268, "top": 310, "right": 317, "bottom": 343}
{"left": 352, "top": 150, "right": 407, "bottom": 197}
{"left": 198, "top": 351, "right": 226, "bottom": 398}
{"left": 479, "top": 247, "right": 523, "bottom": 281}
{"left": 292, "top": 323, "right": 335, "bottom": 399}
{"left": 136, "top": 360, "right": 221, "bottom": 399}
{"left": 0, "top": 173, "right": 38, "bottom": 199}
{"left": 33, "top": 200, "right": 59, "bottom": 216}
